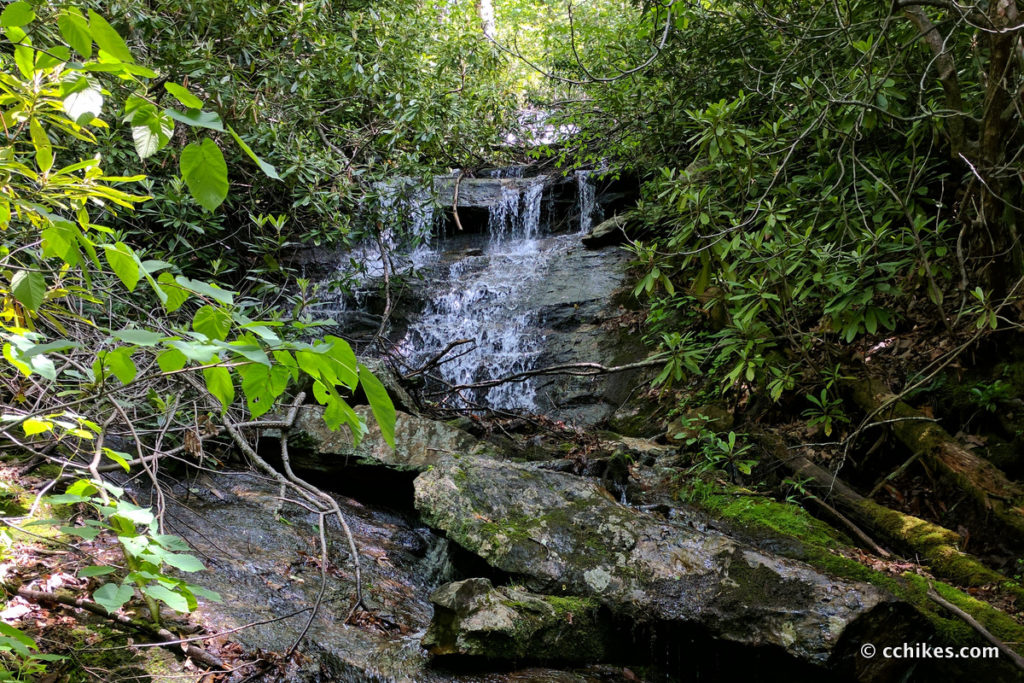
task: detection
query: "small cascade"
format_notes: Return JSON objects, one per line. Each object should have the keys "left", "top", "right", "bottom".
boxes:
{"left": 396, "top": 174, "right": 553, "bottom": 412}
{"left": 575, "top": 169, "right": 602, "bottom": 233}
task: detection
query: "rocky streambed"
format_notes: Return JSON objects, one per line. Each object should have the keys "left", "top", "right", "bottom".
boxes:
{"left": 157, "top": 396, "right": 1022, "bottom": 682}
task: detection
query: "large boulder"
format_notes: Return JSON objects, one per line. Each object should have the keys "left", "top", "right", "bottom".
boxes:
{"left": 288, "top": 404, "right": 490, "bottom": 472}
{"left": 423, "top": 578, "right": 607, "bottom": 662}
{"left": 581, "top": 213, "right": 637, "bottom": 249}
{"left": 414, "top": 457, "right": 924, "bottom": 671}
{"left": 434, "top": 176, "right": 547, "bottom": 209}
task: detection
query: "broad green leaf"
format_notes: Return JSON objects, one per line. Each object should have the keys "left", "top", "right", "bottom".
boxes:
{"left": 175, "top": 276, "right": 234, "bottom": 305}
{"left": 359, "top": 363, "right": 396, "bottom": 448}
{"left": 87, "top": 10, "right": 133, "bottom": 63}
{"left": 93, "top": 582, "right": 134, "bottom": 613}
{"left": 164, "top": 82, "right": 203, "bottom": 109}
{"left": 156, "top": 348, "right": 187, "bottom": 372}
{"left": 1, "top": 2, "right": 34, "bottom": 27}
{"left": 58, "top": 11, "right": 91, "bottom": 58}
{"left": 65, "top": 479, "right": 98, "bottom": 497}
{"left": 103, "top": 448, "right": 133, "bottom": 472}
{"left": 103, "top": 242, "right": 140, "bottom": 291}
{"left": 106, "top": 348, "right": 137, "bottom": 384}
{"left": 166, "top": 108, "right": 223, "bottom": 131}
{"left": 152, "top": 534, "right": 190, "bottom": 551}
{"left": 188, "top": 585, "right": 222, "bottom": 602}
{"left": 165, "top": 340, "right": 218, "bottom": 364}
{"left": 10, "top": 270, "right": 45, "bottom": 311}
{"left": 162, "top": 552, "right": 205, "bottom": 572}
{"left": 60, "top": 525, "right": 102, "bottom": 540}
{"left": 79, "top": 565, "right": 117, "bottom": 578}
{"left": 192, "top": 305, "right": 231, "bottom": 341}
{"left": 227, "top": 125, "right": 279, "bottom": 179}
{"left": 112, "top": 328, "right": 164, "bottom": 346}
{"left": 22, "top": 417, "right": 51, "bottom": 436}
{"left": 157, "top": 272, "right": 189, "bottom": 312}
{"left": 179, "top": 139, "right": 228, "bottom": 212}
{"left": 131, "top": 107, "right": 174, "bottom": 160}
{"left": 143, "top": 584, "right": 188, "bottom": 612}
{"left": 113, "top": 501, "right": 154, "bottom": 525}
{"left": 203, "top": 366, "right": 234, "bottom": 412}
{"left": 237, "top": 363, "right": 276, "bottom": 418}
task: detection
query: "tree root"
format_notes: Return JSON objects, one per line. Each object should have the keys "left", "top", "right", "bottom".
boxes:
{"left": 757, "top": 432, "right": 1024, "bottom": 596}
{"left": 847, "top": 377, "right": 1024, "bottom": 544}
{"left": 5, "top": 583, "right": 224, "bottom": 671}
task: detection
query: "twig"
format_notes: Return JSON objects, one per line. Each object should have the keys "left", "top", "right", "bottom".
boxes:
{"left": 7, "top": 585, "right": 224, "bottom": 671}
{"left": 452, "top": 170, "right": 465, "bottom": 231}
{"left": 927, "top": 585, "right": 1024, "bottom": 670}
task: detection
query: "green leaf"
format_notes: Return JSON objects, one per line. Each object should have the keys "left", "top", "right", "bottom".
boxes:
{"left": 10, "top": 270, "right": 45, "bottom": 311}
{"left": 359, "top": 363, "right": 396, "bottom": 448}
{"left": 179, "top": 139, "right": 228, "bottom": 212}
{"left": 113, "top": 501, "right": 154, "bottom": 526}
{"left": 162, "top": 552, "right": 205, "bottom": 572}
{"left": 203, "top": 366, "right": 234, "bottom": 412}
{"left": 79, "top": 565, "right": 117, "bottom": 578}
{"left": 63, "top": 80, "right": 103, "bottom": 124}
{"left": 87, "top": 10, "right": 133, "bottom": 63}
{"left": 22, "top": 417, "right": 51, "bottom": 436}
{"left": 156, "top": 348, "right": 187, "bottom": 372}
{"left": 175, "top": 276, "right": 234, "bottom": 305}
{"left": 60, "top": 525, "right": 102, "bottom": 540}
{"left": 104, "top": 242, "right": 140, "bottom": 291}
{"left": 237, "top": 363, "right": 277, "bottom": 418}
{"left": 93, "top": 582, "right": 134, "bottom": 613}
{"left": 1, "top": 2, "right": 35, "bottom": 27}
{"left": 105, "top": 348, "right": 137, "bottom": 384}
{"left": 143, "top": 584, "right": 189, "bottom": 612}
{"left": 165, "top": 108, "right": 223, "bottom": 131}
{"left": 227, "top": 125, "right": 279, "bottom": 179}
{"left": 157, "top": 272, "right": 189, "bottom": 312}
{"left": 58, "top": 11, "right": 92, "bottom": 58}
{"left": 103, "top": 448, "right": 133, "bottom": 472}
{"left": 112, "top": 328, "right": 164, "bottom": 347}
{"left": 164, "top": 82, "right": 203, "bottom": 109}
{"left": 192, "top": 305, "right": 232, "bottom": 341}
{"left": 30, "top": 117, "right": 52, "bottom": 173}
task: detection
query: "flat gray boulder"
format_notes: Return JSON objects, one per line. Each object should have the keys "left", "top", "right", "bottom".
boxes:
{"left": 288, "top": 405, "right": 490, "bottom": 472}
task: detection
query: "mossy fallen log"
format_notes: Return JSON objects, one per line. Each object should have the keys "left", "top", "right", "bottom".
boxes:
{"left": 847, "top": 377, "right": 1024, "bottom": 544}
{"left": 756, "top": 432, "right": 1023, "bottom": 596}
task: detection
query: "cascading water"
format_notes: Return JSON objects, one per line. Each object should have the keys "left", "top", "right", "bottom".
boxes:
{"left": 575, "top": 169, "right": 602, "bottom": 233}
{"left": 396, "top": 176, "right": 551, "bottom": 411}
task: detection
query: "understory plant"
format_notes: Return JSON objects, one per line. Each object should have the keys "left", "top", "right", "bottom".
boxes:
{"left": 0, "top": 4, "right": 395, "bottom": 677}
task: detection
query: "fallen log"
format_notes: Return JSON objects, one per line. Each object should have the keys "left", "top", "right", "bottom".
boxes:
{"left": 847, "top": 377, "right": 1024, "bottom": 544}
{"left": 756, "top": 432, "right": 1023, "bottom": 595}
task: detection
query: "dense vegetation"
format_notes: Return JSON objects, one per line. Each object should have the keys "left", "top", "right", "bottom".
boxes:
{"left": 2, "top": 0, "right": 1024, "bottom": 679}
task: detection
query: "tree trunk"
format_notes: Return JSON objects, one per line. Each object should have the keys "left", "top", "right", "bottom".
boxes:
{"left": 476, "top": 0, "right": 496, "bottom": 39}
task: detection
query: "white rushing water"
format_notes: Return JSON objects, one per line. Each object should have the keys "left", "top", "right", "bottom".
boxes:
{"left": 396, "top": 176, "right": 551, "bottom": 411}
{"left": 319, "top": 169, "right": 604, "bottom": 413}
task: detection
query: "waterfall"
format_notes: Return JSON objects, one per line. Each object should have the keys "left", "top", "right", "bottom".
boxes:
{"left": 575, "top": 169, "right": 603, "bottom": 233}
{"left": 397, "top": 174, "right": 551, "bottom": 411}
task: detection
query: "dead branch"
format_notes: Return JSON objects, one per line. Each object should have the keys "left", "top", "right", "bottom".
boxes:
{"left": 437, "top": 356, "right": 666, "bottom": 392}
{"left": 928, "top": 585, "right": 1024, "bottom": 670}
{"left": 7, "top": 584, "right": 224, "bottom": 671}
{"left": 452, "top": 170, "right": 465, "bottom": 231}
{"left": 401, "top": 338, "right": 473, "bottom": 379}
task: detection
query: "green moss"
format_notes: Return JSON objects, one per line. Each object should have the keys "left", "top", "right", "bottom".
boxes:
{"left": 542, "top": 594, "right": 599, "bottom": 618}
{"left": 698, "top": 487, "right": 849, "bottom": 549}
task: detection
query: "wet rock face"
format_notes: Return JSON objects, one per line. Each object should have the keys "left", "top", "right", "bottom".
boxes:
{"left": 414, "top": 457, "right": 923, "bottom": 668}
{"left": 423, "top": 578, "right": 607, "bottom": 662}
{"left": 286, "top": 404, "right": 490, "bottom": 472}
